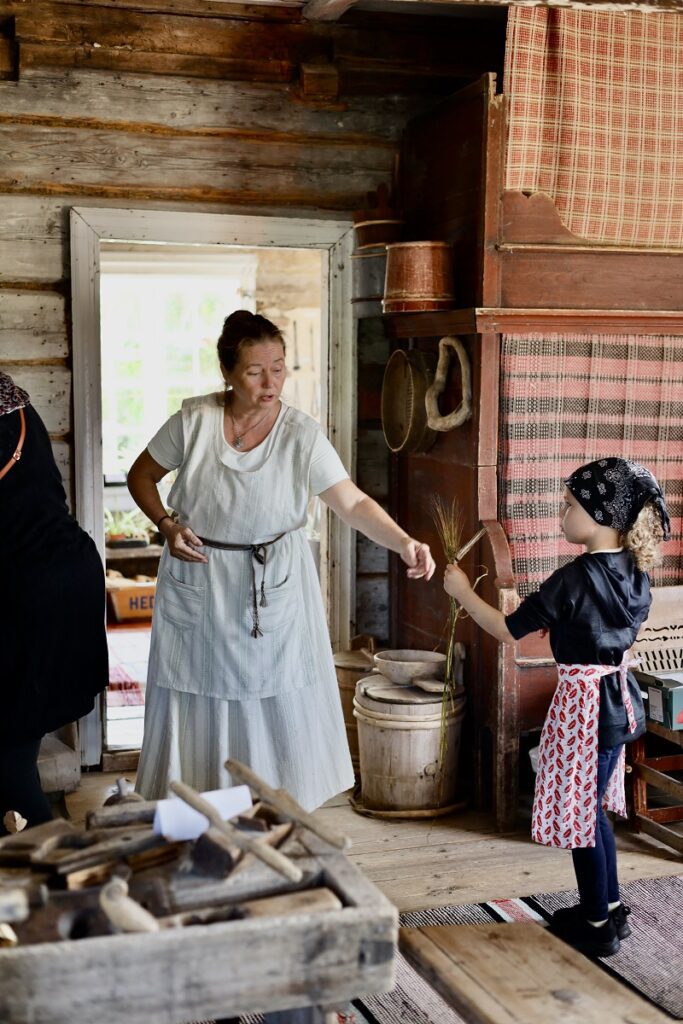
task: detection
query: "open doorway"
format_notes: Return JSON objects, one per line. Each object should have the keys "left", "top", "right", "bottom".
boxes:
{"left": 100, "top": 242, "right": 326, "bottom": 753}
{"left": 70, "top": 208, "right": 355, "bottom": 766}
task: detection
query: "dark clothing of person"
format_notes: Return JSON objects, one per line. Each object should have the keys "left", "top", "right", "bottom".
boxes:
{"left": 0, "top": 739, "right": 53, "bottom": 835}
{"left": 571, "top": 745, "right": 622, "bottom": 920}
{"left": 0, "top": 404, "right": 108, "bottom": 744}
{"left": 505, "top": 550, "right": 650, "bottom": 746}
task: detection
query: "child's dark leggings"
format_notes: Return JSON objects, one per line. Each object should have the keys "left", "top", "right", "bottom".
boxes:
{"left": 571, "top": 744, "right": 623, "bottom": 921}
{"left": 0, "top": 738, "right": 53, "bottom": 836}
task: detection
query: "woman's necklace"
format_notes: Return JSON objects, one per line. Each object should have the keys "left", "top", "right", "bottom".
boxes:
{"left": 228, "top": 401, "right": 274, "bottom": 449}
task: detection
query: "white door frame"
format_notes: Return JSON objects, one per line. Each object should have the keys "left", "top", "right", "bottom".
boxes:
{"left": 71, "top": 207, "right": 356, "bottom": 758}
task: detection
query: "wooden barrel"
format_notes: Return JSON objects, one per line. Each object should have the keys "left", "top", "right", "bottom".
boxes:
{"left": 383, "top": 241, "right": 455, "bottom": 314}
{"left": 354, "top": 677, "right": 465, "bottom": 812}
{"left": 333, "top": 648, "right": 374, "bottom": 778}
{"left": 353, "top": 218, "right": 403, "bottom": 249}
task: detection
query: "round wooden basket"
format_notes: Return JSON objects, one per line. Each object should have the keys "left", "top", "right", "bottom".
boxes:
{"left": 381, "top": 348, "right": 438, "bottom": 455}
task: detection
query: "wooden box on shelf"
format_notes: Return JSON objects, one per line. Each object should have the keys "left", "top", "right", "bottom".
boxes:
{"left": 106, "top": 580, "right": 156, "bottom": 622}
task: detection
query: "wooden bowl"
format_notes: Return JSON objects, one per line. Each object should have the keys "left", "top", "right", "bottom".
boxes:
{"left": 373, "top": 649, "right": 446, "bottom": 684}
{"left": 381, "top": 348, "right": 437, "bottom": 455}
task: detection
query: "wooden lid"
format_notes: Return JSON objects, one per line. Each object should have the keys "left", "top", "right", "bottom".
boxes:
{"left": 413, "top": 678, "right": 447, "bottom": 694}
{"left": 334, "top": 650, "right": 375, "bottom": 670}
{"left": 359, "top": 679, "right": 442, "bottom": 705}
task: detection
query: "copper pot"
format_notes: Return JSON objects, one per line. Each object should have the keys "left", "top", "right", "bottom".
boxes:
{"left": 383, "top": 241, "right": 455, "bottom": 314}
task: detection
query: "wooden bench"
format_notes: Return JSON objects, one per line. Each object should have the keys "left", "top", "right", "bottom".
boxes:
{"left": 400, "top": 922, "right": 670, "bottom": 1024}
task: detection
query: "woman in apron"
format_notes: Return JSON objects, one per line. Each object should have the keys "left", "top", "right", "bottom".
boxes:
{"left": 128, "top": 310, "right": 435, "bottom": 811}
{"left": 444, "top": 458, "right": 669, "bottom": 957}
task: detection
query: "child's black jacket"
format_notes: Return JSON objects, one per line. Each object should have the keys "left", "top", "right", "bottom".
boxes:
{"left": 506, "top": 550, "right": 650, "bottom": 746}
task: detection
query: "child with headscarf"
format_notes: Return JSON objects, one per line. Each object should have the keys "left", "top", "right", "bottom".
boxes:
{"left": 444, "top": 458, "right": 670, "bottom": 958}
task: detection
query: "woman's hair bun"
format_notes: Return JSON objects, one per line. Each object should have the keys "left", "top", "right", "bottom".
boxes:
{"left": 217, "top": 309, "right": 285, "bottom": 371}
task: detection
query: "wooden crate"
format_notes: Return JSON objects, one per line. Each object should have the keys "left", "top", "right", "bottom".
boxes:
{"left": 107, "top": 581, "right": 156, "bottom": 622}
{"left": 0, "top": 839, "right": 397, "bottom": 1024}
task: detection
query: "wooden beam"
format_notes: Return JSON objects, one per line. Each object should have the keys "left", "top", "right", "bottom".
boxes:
{"left": 302, "top": 0, "right": 357, "bottom": 22}
{"left": 11, "top": 3, "right": 502, "bottom": 89}
{"left": 0, "top": 67, "right": 425, "bottom": 141}
{"left": 300, "top": 61, "right": 339, "bottom": 98}
{"left": 0, "top": 120, "right": 393, "bottom": 209}
{"left": 475, "top": 307, "right": 683, "bottom": 335}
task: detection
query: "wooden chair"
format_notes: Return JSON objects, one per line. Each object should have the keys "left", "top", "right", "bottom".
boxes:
{"left": 629, "top": 586, "right": 683, "bottom": 855}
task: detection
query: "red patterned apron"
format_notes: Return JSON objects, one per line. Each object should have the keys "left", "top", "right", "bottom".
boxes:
{"left": 532, "top": 656, "right": 638, "bottom": 850}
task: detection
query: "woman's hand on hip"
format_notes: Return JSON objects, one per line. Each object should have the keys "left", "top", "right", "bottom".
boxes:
{"left": 400, "top": 538, "right": 435, "bottom": 581}
{"left": 161, "top": 521, "right": 208, "bottom": 563}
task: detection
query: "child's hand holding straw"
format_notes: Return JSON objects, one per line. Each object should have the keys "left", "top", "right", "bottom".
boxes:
{"left": 443, "top": 561, "right": 473, "bottom": 602}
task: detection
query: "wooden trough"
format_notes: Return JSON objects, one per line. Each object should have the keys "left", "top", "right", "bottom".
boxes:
{"left": 0, "top": 763, "right": 397, "bottom": 1024}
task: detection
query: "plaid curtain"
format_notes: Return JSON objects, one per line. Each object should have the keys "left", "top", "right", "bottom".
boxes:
{"left": 504, "top": 9, "right": 683, "bottom": 246}
{"left": 498, "top": 333, "right": 683, "bottom": 598}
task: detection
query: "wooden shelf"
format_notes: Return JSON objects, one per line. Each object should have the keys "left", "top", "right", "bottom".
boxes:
{"left": 383, "top": 307, "right": 683, "bottom": 338}
{"left": 105, "top": 544, "right": 164, "bottom": 562}
{"left": 383, "top": 308, "right": 477, "bottom": 338}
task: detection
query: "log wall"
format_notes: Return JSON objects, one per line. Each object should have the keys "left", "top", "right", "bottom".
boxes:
{"left": 0, "top": 0, "right": 504, "bottom": 504}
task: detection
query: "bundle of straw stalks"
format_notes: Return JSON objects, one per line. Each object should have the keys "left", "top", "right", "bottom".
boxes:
{"left": 430, "top": 496, "right": 486, "bottom": 795}
{"left": 430, "top": 495, "right": 466, "bottom": 696}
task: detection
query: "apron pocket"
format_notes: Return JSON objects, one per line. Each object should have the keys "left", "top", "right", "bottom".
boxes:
{"left": 160, "top": 571, "right": 205, "bottom": 627}
{"left": 155, "top": 571, "right": 206, "bottom": 692}
{"left": 245, "top": 577, "right": 298, "bottom": 634}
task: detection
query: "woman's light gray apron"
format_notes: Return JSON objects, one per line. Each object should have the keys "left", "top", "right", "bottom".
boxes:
{"left": 136, "top": 395, "right": 354, "bottom": 810}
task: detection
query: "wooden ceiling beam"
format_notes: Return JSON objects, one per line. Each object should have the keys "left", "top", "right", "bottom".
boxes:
{"left": 10, "top": 2, "right": 504, "bottom": 88}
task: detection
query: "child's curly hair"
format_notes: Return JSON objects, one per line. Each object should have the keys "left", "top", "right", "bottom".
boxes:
{"left": 621, "top": 500, "right": 664, "bottom": 572}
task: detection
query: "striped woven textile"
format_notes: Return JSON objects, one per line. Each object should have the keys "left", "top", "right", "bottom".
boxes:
{"left": 504, "top": 8, "right": 683, "bottom": 246}
{"left": 498, "top": 333, "right": 683, "bottom": 598}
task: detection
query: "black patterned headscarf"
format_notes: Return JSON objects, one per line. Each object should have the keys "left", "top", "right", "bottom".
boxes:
{"left": 566, "top": 458, "right": 670, "bottom": 539}
{"left": 0, "top": 371, "right": 30, "bottom": 417}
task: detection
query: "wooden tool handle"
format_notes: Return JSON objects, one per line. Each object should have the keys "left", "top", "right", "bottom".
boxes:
{"left": 454, "top": 526, "right": 486, "bottom": 563}
{"left": 99, "top": 878, "right": 160, "bottom": 934}
{"left": 169, "top": 781, "right": 303, "bottom": 883}
{"left": 225, "top": 759, "right": 350, "bottom": 852}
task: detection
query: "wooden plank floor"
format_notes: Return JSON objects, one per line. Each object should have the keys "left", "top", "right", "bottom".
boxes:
{"left": 67, "top": 773, "right": 683, "bottom": 913}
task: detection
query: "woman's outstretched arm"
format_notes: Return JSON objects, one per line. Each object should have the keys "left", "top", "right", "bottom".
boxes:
{"left": 319, "top": 478, "right": 435, "bottom": 581}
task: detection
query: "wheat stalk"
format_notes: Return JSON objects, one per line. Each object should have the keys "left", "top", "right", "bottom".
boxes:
{"left": 429, "top": 496, "right": 467, "bottom": 790}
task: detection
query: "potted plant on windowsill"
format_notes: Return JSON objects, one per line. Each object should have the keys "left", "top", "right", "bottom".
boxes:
{"left": 104, "top": 508, "right": 151, "bottom": 549}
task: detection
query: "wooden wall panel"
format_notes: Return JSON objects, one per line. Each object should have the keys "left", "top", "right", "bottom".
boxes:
{"left": 0, "top": 68, "right": 421, "bottom": 141}
{"left": 498, "top": 248, "right": 683, "bottom": 311}
{"left": 356, "top": 575, "right": 390, "bottom": 643}
{"left": 0, "top": 196, "right": 67, "bottom": 284}
{"left": 399, "top": 76, "right": 495, "bottom": 308}
{"left": 6, "top": 365, "right": 71, "bottom": 435}
{"left": 0, "top": 123, "right": 392, "bottom": 209}
{"left": 355, "top": 316, "right": 390, "bottom": 643}
{"left": 0, "top": 290, "right": 67, "bottom": 359}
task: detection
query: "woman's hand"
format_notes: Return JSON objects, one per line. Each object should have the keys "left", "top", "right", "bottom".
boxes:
{"left": 399, "top": 538, "right": 435, "bottom": 581}
{"left": 443, "top": 561, "right": 472, "bottom": 601}
{"left": 160, "top": 521, "right": 208, "bottom": 564}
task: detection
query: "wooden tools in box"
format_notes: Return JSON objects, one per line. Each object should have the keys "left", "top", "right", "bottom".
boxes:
{"left": 0, "top": 761, "right": 397, "bottom": 1024}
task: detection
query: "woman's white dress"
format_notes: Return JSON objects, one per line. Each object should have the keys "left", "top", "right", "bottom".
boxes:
{"left": 135, "top": 394, "right": 355, "bottom": 810}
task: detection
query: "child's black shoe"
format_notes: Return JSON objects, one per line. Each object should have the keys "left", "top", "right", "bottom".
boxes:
{"left": 549, "top": 905, "right": 620, "bottom": 957}
{"left": 610, "top": 903, "right": 632, "bottom": 939}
